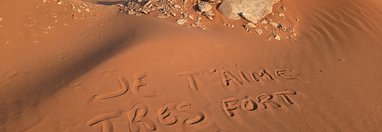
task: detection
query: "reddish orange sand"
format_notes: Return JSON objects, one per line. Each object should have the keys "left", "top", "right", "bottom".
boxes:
{"left": 1, "top": 0, "right": 382, "bottom": 131}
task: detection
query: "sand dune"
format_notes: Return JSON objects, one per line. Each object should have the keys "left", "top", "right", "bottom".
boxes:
{"left": 1, "top": 0, "right": 382, "bottom": 131}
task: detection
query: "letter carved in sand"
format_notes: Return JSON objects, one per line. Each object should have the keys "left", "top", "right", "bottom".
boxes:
{"left": 87, "top": 102, "right": 206, "bottom": 131}
{"left": 220, "top": 90, "right": 298, "bottom": 117}
{"left": 90, "top": 73, "right": 156, "bottom": 103}
{"left": 158, "top": 101, "right": 205, "bottom": 127}
{"left": 86, "top": 111, "right": 123, "bottom": 132}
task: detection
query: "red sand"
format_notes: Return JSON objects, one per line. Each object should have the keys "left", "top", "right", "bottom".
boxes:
{"left": 1, "top": 0, "right": 382, "bottom": 131}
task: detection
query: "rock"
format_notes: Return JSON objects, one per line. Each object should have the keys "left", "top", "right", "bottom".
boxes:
{"left": 274, "top": 34, "right": 281, "bottom": 40}
{"left": 243, "top": 22, "right": 257, "bottom": 32}
{"left": 176, "top": 18, "right": 187, "bottom": 25}
{"left": 278, "top": 13, "right": 285, "bottom": 17}
{"left": 206, "top": 0, "right": 222, "bottom": 4}
{"left": 197, "top": 1, "right": 215, "bottom": 20}
{"left": 197, "top": 2, "right": 212, "bottom": 12}
{"left": 261, "top": 19, "right": 269, "bottom": 24}
{"left": 246, "top": 22, "right": 256, "bottom": 28}
{"left": 255, "top": 29, "right": 263, "bottom": 35}
{"left": 269, "top": 22, "right": 279, "bottom": 27}
{"left": 174, "top": 5, "right": 181, "bottom": 9}
{"left": 218, "top": 0, "right": 279, "bottom": 24}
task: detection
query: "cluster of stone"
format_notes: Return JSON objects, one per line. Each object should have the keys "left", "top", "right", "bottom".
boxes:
{"left": 116, "top": 0, "right": 298, "bottom": 40}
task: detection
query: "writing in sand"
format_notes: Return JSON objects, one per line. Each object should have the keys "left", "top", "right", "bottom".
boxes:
{"left": 86, "top": 67, "right": 301, "bottom": 131}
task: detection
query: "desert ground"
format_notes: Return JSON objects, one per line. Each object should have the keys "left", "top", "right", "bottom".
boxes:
{"left": 0, "top": 0, "right": 382, "bottom": 131}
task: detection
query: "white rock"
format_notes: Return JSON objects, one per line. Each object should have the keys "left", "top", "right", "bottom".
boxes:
{"left": 274, "top": 34, "right": 281, "bottom": 40}
{"left": 218, "top": 0, "right": 279, "bottom": 24}
{"left": 255, "top": 29, "right": 263, "bottom": 35}
{"left": 269, "top": 22, "right": 279, "bottom": 27}
{"left": 176, "top": 18, "right": 187, "bottom": 25}
{"left": 197, "top": 2, "right": 212, "bottom": 12}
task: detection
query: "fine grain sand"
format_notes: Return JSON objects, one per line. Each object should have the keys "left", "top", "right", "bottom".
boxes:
{"left": 1, "top": 0, "right": 382, "bottom": 131}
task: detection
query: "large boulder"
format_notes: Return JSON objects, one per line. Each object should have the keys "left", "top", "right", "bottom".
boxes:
{"left": 218, "top": 0, "right": 279, "bottom": 24}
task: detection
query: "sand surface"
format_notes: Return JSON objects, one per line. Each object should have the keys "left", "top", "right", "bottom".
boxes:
{"left": 1, "top": 0, "right": 382, "bottom": 131}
